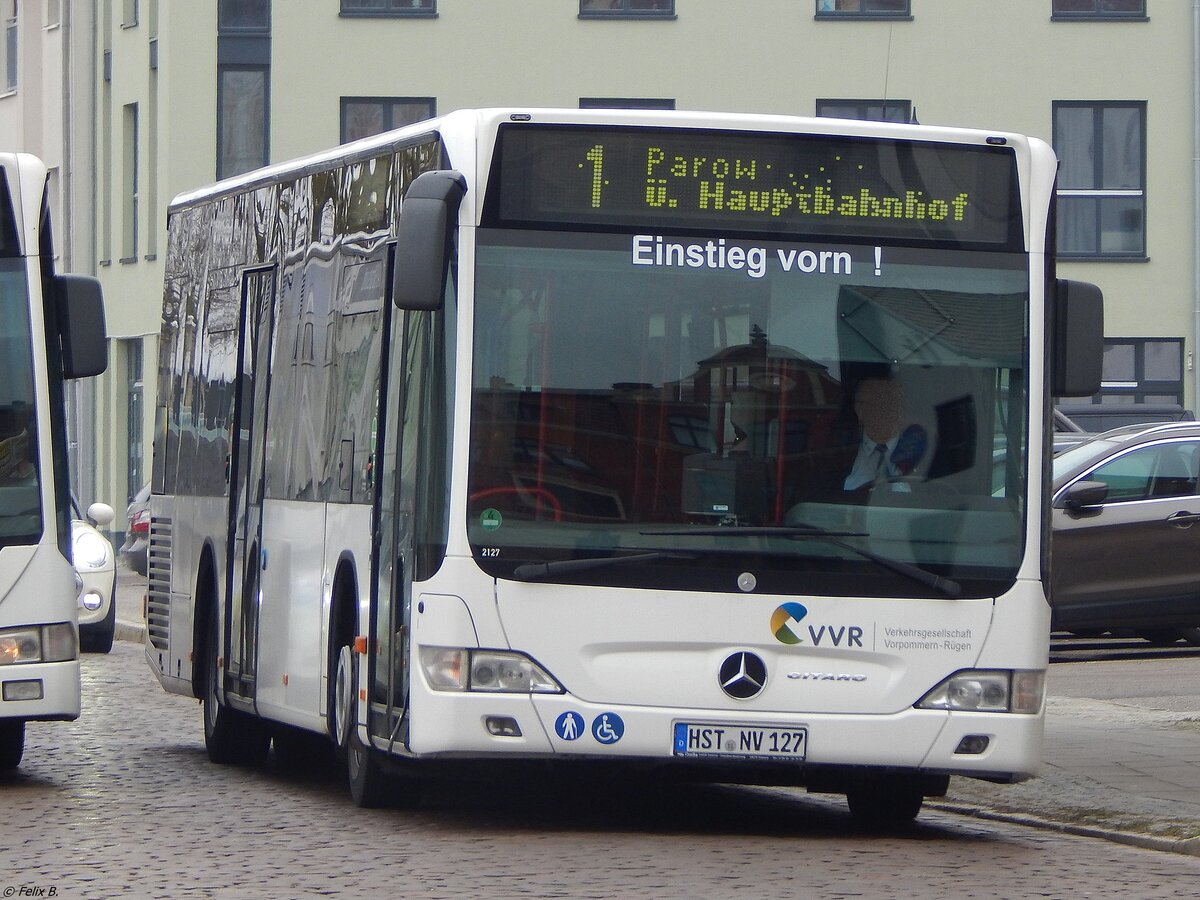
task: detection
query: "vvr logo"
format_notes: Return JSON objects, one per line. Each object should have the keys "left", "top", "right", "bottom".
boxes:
{"left": 771, "top": 603, "right": 865, "bottom": 648}
{"left": 771, "top": 603, "right": 808, "bottom": 645}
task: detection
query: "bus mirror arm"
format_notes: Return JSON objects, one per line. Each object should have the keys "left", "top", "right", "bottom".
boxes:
{"left": 392, "top": 170, "right": 467, "bottom": 312}
{"left": 54, "top": 274, "right": 108, "bottom": 379}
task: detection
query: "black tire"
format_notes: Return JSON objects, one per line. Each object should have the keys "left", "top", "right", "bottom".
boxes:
{"left": 80, "top": 584, "right": 116, "bottom": 654}
{"left": 1180, "top": 627, "right": 1200, "bottom": 646}
{"left": 334, "top": 645, "right": 420, "bottom": 809}
{"left": 272, "top": 726, "right": 335, "bottom": 774}
{"left": 0, "top": 720, "right": 25, "bottom": 771}
{"left": 846, "top": 779, "right": 925, "bottom": 827}
{"left": 1139, "top": 629, "right": 1185, "bottom": 645}
{"left": 202, "top": 603, "right": 270, "bottom": 766}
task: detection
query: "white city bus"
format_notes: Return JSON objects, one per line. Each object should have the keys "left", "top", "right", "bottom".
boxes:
{"left": 0, "top": 152, "right": 108, "bottom": 769}
{"left": 147, "top": 109, "right": 1101, "bottom": 821}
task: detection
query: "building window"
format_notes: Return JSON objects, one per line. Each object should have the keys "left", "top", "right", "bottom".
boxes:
{"left": 340, "top": 97, "right": 435, "bottom": 143}
{"left": 4, "top": 1, "right": 17, "bottom": 92}
{"left": 816, "top": 99, "right": 911, "bottom": 122}
{"left": 340, "top": 0, "right": 436, "bottom": 17}
{"left": 816, "top": 0, "right": 911, "bottom": 18}
{"left": 1054, "top": 101, "right": 1145, "bottom": 258}
{"left": 217, "top": 0, "right": 270, "bottom": 180}
{"left": 218, "top": 67, "right": 268, "bottom": 178}
{"left": 122, "top": 0, "right": 138, "bottom": 27}
{"left": 579, "top": 97, "right": 675, "bottom": 110}
{"left": 126, "top": 340, "right": 144, "bottom": 504}
{"left": 1094, "top": 338, "right": 1185, "bottom": 406}
{"left": 219, "top": 0, "right": 271, "bottom": 29}
{"left": 1052, "top": 0, "right": 1145, "bottom": 19}
{"left": 45, "top": 0, "right": 60, "bottom": 28}
{"left": 122, "top": 103, "right": 138, "bottom": 261}
{"left": 579, "top": 1, "right": 675, "bottom": 18}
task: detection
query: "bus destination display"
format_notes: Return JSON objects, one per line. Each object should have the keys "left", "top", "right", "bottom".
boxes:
{"left": 487, "top": 124, "right": 1021, "bottom": 247}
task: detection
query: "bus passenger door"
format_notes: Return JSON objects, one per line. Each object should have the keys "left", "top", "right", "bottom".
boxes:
{"left": 226, "top": 267, "right": 277, "bottom": 701}
{"left": 371, "top": 303, "right": 438, "bottom": 745}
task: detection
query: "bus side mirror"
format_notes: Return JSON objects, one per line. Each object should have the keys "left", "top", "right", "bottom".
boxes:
{"left": 1051, "top": 279, "right": 1103, "bottom": 398}
{"left": 392, "top": 170, "right": 467, "bottom": 312}
{"left": 55, "top": 274, "right": 108, "bottom": 379}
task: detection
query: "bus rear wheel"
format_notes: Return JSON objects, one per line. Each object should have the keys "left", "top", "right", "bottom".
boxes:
{"left": 202, "top": 605, "right": 269, "bottom": 766}
{"left": 0, "top": 720, "right": 25, "bottom": 770}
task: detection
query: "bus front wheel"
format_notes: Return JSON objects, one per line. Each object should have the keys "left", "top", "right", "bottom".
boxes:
{"left": 846, "top": 776, "right": 929, "bottom": 827}
{"left": 0, "top": 720, "right": 24, "bottom": 770}
{"left": 335, "top": 645, "right": 420, "bottom": 809}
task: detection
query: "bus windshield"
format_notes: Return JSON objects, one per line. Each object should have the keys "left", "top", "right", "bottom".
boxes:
{"left": 466, "top": 227, "right": 1029, "bottom": 599}
{"left": 0, "top": 260, "right": 42, "bottom": 545}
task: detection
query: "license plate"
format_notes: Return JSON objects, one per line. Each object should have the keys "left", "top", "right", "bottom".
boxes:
{"left": 673, "top": 722, "right": 807, "bottom": 759}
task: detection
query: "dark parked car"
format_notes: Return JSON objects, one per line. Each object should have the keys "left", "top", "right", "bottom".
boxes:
{"left": 1051, "top": 421, "right": 1200, "bottom": 645}
{"left": 1052, "top": 408, "right": 1094, "bottom": 454}
{"left": 1056, "top": 403, "right": 1194, "bottom": 435}
{"left": 120, "top": 483, "right": 150, "bottom": 576}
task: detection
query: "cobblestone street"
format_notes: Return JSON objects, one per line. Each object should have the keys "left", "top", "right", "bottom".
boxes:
{"left": 2, "top": 642, "right": 1200, "bottom": 899}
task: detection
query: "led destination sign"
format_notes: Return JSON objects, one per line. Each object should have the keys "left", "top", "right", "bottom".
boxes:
{"left": 485, "top": 124, "right": 1022, "bottom": 247}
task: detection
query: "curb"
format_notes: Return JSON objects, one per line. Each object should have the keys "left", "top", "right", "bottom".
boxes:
{"left": 115, "top": 620, "right": 146, "bottom": 644}
{"left": 927, "top": 800, "right": 1200, "bottom": 858}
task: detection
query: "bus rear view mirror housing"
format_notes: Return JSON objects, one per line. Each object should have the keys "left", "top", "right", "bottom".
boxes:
{"left": 1051, "top": 278, "right": 1103, "bottom": 398}
{"left": 392, "top": 170, "right": 467, "bottom": 311}
{"left": 54, "top": 273, "right": 108, "bottom": 379}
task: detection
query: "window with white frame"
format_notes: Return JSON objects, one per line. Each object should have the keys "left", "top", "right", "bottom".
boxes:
{"left": 1054, "top": 101, "right": 1146, "bottom": 258}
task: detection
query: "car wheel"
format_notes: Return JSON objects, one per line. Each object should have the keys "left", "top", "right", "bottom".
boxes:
{"left": 202, "top": 603, "right": 269, "bottom": 766}
{"left": 1139, "top": 629, "right": 1186, "bottom": 645}
{"left": 80, "top": 584, "right": 116, "bottom": 654}
{"left": 1178, "top": 627, "right": 1200, "bottom": 646}
{"left": 0, "top": 720, "right": 24, "bottom": 770}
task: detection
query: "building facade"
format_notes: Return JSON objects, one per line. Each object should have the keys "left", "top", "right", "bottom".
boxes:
{"left": 2, "top": 0, "right": 1196, "bottom": 533}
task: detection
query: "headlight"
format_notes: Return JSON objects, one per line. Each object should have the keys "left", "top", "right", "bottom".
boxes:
{"left": 419, "top": 647, "right": 563, "bottom": 694}
{"left": 917, "top": 669, "right": 1044, "bottom": 715}
{"left": 0, "top": 623, "right": 77, "bottom": 665}
{"left": 73, "top": 528, "right": 112, "bottom": 570}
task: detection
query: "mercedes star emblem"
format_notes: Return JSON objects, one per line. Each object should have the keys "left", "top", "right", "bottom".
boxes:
{"left": 719, "top": 651, "right": 767, "bottom": 700}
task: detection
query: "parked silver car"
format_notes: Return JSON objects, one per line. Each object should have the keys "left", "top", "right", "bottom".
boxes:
{"left": 1050, "top": 422, "right": 1200, "bottom": 645}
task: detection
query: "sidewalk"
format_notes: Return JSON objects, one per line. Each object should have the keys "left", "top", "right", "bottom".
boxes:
{"left": 110, "top": 563, "right": 1200, "bottom": 853}
{"left": 936, "top": 694, "right": 1200, "bottom": 856}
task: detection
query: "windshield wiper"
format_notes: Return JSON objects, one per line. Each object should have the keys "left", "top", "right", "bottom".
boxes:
{"left": 511, "top": 551, "right": 692, "bottom": 582}
{"left": 641, "top": 524, "right": 962, "bottom": 598}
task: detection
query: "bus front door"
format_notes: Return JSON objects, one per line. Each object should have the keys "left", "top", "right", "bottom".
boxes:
{"left": 226, "top": 267, "right": 277, "bottom": 702}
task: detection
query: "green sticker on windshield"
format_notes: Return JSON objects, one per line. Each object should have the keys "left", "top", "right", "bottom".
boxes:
{"left": 480, "top": 508, "right": 503, "bottom": 531}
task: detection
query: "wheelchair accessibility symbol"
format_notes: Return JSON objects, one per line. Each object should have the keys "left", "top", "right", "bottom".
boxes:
{"left": 554, "top": 711, "right": 584, "bottom": 741}
{"left": 591, "top": 712, "right": 624, "bottom": 745}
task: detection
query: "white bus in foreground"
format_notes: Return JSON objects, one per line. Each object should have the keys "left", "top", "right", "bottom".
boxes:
{"left": 1, "top": 152, "right": 108, "bottom": 769}
{"left": 147, "top": 109, "right": 1101, "bottom": 822}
